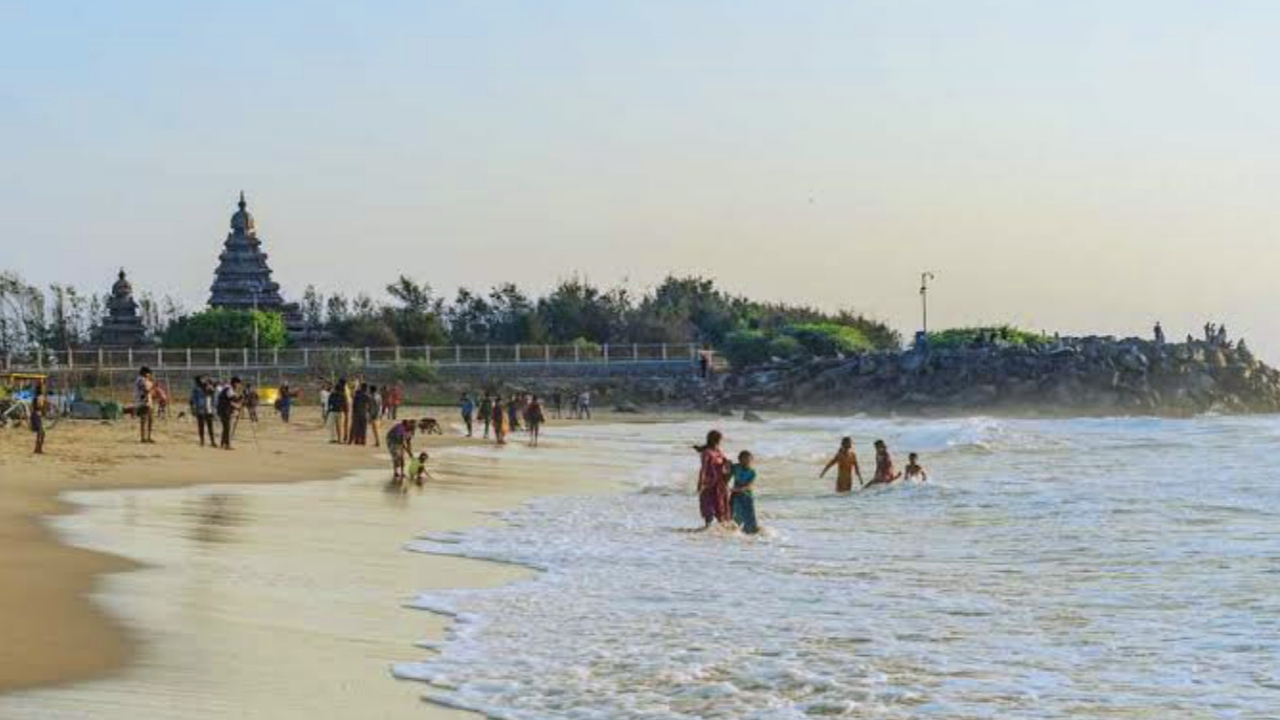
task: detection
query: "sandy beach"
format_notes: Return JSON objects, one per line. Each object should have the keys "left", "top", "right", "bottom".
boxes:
{"left": 0, "top": 406, "right": 623, "bottom": 718}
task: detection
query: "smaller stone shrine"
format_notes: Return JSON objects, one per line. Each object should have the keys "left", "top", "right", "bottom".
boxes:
{"left": 97, "top": 268, "right": 148, "bottom": 347}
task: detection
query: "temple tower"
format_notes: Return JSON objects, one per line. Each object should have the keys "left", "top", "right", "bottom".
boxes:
{"left": 208, "top": 192, "right": 303, "bottom": 331}
{"left": 97, "top": 269, "right": 147, "bottom": 347}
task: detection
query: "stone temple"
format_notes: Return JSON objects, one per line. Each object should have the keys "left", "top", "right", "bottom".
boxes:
{"left": 208, "top": 192, "right": 304, "bottom": 333}
{"left": 97, "top": 269, "right": 147, "bottom": 347}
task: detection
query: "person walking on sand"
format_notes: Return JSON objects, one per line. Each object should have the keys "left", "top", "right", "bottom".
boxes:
{"left": 526, "top": 395, "right": 546, "bottom": 447}
{"left": 729, "top": 450, "right": 759, "bottom": 534}
{"left": 319, "top": 382, "right": 332, "bottom": 424}
{"left": 865, "top": 439, "right": 902, "bottom": 488}
{"left": 30, "top": 383, "right": 47, "bottom": 455}
{"left": 820, "top": 436, "right": 863, "bottom": 493}
{"left": 244, "top": 383, "right": 260, "bottom": 423}
{"left": 276, "top": 383, "right": 295, "bottom": 423}
{"left": 579, "top": 389, "right": 592, "bottom": 420}
{"left": 507, "top": 395, "right": 521, "bottom": 433}
{"left": 135, "top": 366, "right": 156, "bottom": 444}
{"left": 479, "top": 392, "right": 493, "bottom": 439}
{"left": 189, "top": 376, "right": 216, "bottom": 448}
{"left": 216, "top": 376, "right": 243, "bottom": 450}
{"left": 460, "top": 393, "right": 476, "bottom": 437}
{"left": 694, "top": 430, "right": 731, "bottom": 527}
{"left": 327, "top": 382, "right": 345, "bottom": 443}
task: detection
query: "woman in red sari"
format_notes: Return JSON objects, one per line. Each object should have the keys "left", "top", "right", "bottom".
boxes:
{"left": 694, "top": 430, "right": 730, "bottom": 527}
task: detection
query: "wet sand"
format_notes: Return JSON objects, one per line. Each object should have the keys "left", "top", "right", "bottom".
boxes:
{"left": 0, "top": 406, "right": 649, "bottom": 718}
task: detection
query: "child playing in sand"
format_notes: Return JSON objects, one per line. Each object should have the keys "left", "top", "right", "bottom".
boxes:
{"left": 729, "top": 450, "right": 759, "bottom": 535}
{"left": 904, "top": 453, "right": 928, "bottom": 481}
{"left": 865, "top": 439, "right": 902, "bottom": 487}
{"left": 820, "top": 436, "right": 863, "bottom": 492}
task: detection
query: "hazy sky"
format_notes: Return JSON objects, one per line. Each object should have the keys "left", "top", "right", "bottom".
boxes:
{"left": 2, "top": 1, "right": 1277, "bottom": 355}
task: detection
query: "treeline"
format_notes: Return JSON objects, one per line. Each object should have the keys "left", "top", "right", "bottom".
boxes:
{"left": 292, "top": 275, "right": 901, "bottom": 355}
{"left": 0, "top": 270, "right": 180, "bottom": 355}
{"left": 0, "top": 269, "right": 901, "bottom": 361}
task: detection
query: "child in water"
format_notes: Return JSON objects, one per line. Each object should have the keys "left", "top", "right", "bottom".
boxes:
{"left": 820, "top": 436, "right": 862, "bottom": 492}
{"left": 904, "top": 452, "right": 928, "bottom": 481}
{"left": 865, "top": 439, "right": 902, "bottom": 488}
{"left": 407, "top": 452, "right": 434, "bottom": 487}
{"left": 728, "top": 450, "right": 759, "bottom": 534}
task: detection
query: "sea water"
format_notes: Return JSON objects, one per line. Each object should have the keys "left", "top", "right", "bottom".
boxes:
{"left": 395, "top": 416, "right": 1280, "bottom": 719}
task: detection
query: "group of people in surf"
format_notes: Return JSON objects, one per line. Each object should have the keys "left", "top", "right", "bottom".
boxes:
{"left": 694, "top": 431, "right": 928, "bottom": 535}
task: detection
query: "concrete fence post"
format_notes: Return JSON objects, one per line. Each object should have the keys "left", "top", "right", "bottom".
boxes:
{"left": 633, "top": 343, "right": 639, "bottom": 361}
{"left": 425, "top": 346, "right": 431, "bottom": 363}
{"left": 395, "top": 346, "right": 401, "bottom": 363}
{"left": 545, "top": 344, "right": 550, "bottom": 364}
{"left": 604, "top": 344, "right": 610, "bottom": 364}
{"left": 243, "top": 348, "right": 249, "bottom": 367}
{"left": 127, "top": 348, "right": 133, "bottom": 368}
{"left": 574, "top": 344, "right": 580, "bottom": 362}
{"left": 662, "top": 343, "right": 669, "bottom": 361}
{"left": 485, "top": 345, "right": 491, "bottom": 364}
{"left": 364, "top": 347, "right": 371, "bottom": 367}
{"left": 186, "top": 348, "right": 192, "bottom": 368}
{"left": 273, "top": 347, "right": 279, "bottom": 366}
{"left": 98, "top": 348, "right": 105, "bottom": 368}
{"left": 515, "top": 344, "right": 521, "bottom": 363}
{"left": 303, "top": 348, "right": 309, "bottom": 368}
{"left": 455, "top": 346, "right": 461, "bottom": 364}
{"left": 215, "top": 348, "right": 220, "bottom": 369}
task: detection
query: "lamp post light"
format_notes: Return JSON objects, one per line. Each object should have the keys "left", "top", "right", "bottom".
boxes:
{"left": 920, "top": 271, "right": 936, "bottom": 335}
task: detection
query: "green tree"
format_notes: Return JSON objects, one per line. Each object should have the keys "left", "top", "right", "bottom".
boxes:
{"left": 162, "top": 309, "right": 287, "bottom": 348}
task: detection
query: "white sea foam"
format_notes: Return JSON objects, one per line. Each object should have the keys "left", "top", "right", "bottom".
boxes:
{"left": 398, "top": 416, "right": 1280, "bottom": 719}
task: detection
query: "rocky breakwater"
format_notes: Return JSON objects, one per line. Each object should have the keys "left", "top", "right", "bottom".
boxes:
{"left": 709, "top": 337, "right": 1280, "bottom": 416}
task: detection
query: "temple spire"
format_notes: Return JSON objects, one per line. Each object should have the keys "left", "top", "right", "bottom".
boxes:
{"left": 238, "top": 190, "right": 247, "bottom": 210}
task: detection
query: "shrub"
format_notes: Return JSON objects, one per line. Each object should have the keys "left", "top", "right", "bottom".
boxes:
{"left": 927, "top": 326, "right": 1044, "bottom": 349}
{"left": 721, "top": 330, "right": 773, "bottom": 368}
{"left": 392, "top": 360, "right": 438, "bottom": 384}
{"left": 786, "top": 323, "right": 874, "bottom": 357}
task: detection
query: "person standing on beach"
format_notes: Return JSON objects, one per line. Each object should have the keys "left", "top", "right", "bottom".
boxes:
{"left": 337, "top": 377, "right": 352, "bottom": 444}
{"left": 368, "top": 385, "right": 383, "bottom": 448}
{"left": 820, "top": 437, "right": 863, "bottom": 493}
{"left": 276, "top": 383, "right": 294, "bottom": 423}
{"left": 327, "top": 384, "right": 345, "bottom": 443}
{"left": 189, "top": 376, "right": 216, "bottom": 447}
{"left": 387, "top": 383, "right": 403, "bottom": 420}
{"left": 135, "top": 366, "right": 156, "bottom": 444}
{"left": 694, "top": 430, "right": 730, "bottom": 527}
{"left": 507, "top": 395, "right": 521, "bottom": 433}
{"left": 526, "top": 395, "right": 546, "bottom": 447}
{"left": 479, "top": 393, "right": 493, "bottom": 439}
{"left": 319, "top": 382, "right": 332, "bottom": 424}
{"left": 216, "top": 377, "right": 243, "bottom": 450}
{"left": 579, "top": 389, "right": 592, "bottom": 420}
{"left": 244, "top": 383, "right": 260, "bottom": 423}
{"left": 30, "top": 383, "right": 47, "bottom": 455}
{"left": 491, "top": 393, "right": 508, "bottom": 444}
{"left": 460, "top": 393, "right": 475, "bottom": 437}
{"left": 350, "top": 383, "right": 370, "bottom": 445}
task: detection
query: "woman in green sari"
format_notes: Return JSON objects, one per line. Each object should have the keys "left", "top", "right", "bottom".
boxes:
{"left": 729, "top": 450, "right": 759, "bottom": 535}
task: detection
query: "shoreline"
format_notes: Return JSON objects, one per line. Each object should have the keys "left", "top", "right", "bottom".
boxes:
{"left": 0, "top": 407, "right": 659, "bottom": 717}
{"left": 0, "top": 408, "right": 474, "bottom": 694}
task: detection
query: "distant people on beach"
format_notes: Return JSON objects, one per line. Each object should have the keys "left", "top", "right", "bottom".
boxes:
{"left": 577, "top": 389, "right": 592, "bottom": 419}
{"left": 190, "top": 376, "right": 216, "bottom": 448}
{"left": 480, "top": 393, "right": 493, "bottom": 439}
{"left": 275, "top": 383, "right": 296, "bottom": 423}
{"left": 820, "top": 436, "right": 863, "bottom": 493}
{"left": 319, "top": 382, "right": 332, "bottom": 424}
{"left": 368, "top": 385, "right": 383, "bottom": 448}
{"left": 350, "top": 383, "right": 370, "bottom": 445}
{"left": 698, "top": 350, "right": 711, "bottom": 380}
{"left": 460, "top": 393, "right": 475, "bottom": 437}
{"left": 526, "top": 395, "right": 546, "bottom": 446}
{"left": 30, "top": 383, "right": 47, "bottom": 455}
{"left": 135, "top": 366, "right": 156, "bottom": 444}
{"left": 215, "top": 377, "right": 243, "bottom": 450}
{"left": 491, "top": 394, "right": 508, "bottom": 444}
{"left": 244, "top": 383, "right": 260, "bottom": 423}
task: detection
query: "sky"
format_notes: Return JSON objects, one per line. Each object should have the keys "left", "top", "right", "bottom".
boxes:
{"left": 2, "top": 1, "right": 1277, "bottom": 356}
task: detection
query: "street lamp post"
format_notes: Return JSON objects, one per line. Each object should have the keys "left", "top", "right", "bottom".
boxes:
{"left": 920, "top": 271, "right": 936, "bottom": 335}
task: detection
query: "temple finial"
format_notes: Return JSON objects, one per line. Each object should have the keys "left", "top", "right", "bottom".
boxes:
{"left": 238, "top": 190, "right": 247, "bottom": 209}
